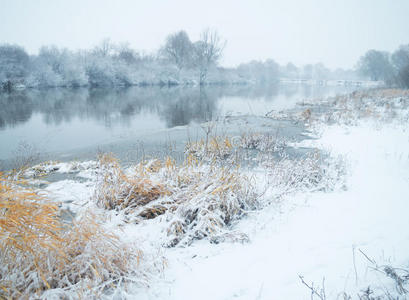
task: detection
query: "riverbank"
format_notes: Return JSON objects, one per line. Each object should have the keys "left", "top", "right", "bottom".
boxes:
{"left": 1, "top": 88, "right": 408, "bottom": 299}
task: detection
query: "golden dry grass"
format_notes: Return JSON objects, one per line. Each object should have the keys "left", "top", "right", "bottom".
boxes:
{"left": 0, "top": 172, "right": 148, "bottom": 298}
{"left": 94, "top": 153, "right": 171, "bottom": 210}
{"left": 185, "top": 136, "right": 234, "bottom": 161}
{"left": 92, "top": 152, "right": 258, "bottom": 246}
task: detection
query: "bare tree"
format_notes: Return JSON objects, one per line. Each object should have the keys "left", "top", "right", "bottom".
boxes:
{"left": 94, "top": 38, "right": 113, "bottom": 57}
{"left": 161, "top": 31, "right": 193, "bottom": 71}
{"left": 193, "top": 29, "right": 226, "bottom": 84}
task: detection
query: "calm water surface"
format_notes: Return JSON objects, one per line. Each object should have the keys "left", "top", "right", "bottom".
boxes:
{"left": 0, "top": 84, "right": 359, "bottom": 167}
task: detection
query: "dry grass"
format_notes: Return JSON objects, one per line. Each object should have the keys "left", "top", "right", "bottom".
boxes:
{"left": 185, "top": 136, "right": 234, "bottom": 162}
{"left": 0, "top": 172, "right": 156, "bottom": 298}
{"left": 185, "top": 133, "right": 287, "bottom": 165}
{"left": 163, "top": 162, "right": 258, "bottom": 246}
{"left": 293, "top": 88, "right": 409, "bottom": 128}
{"left": 0, "top": 172, "right": 63, "bottom": 296}
{"left": 370, "top": 88, "right": 409, "bottom": 99}
{"left": 92, "top": 153, "right": 259, "bottom": 247}
{"left": 93, "top": 153, "right": 171, "bottom": 211}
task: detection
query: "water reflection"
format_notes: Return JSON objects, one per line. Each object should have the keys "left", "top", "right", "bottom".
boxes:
{"left": 0, "top": 84, "right": 358, "bottom": 161}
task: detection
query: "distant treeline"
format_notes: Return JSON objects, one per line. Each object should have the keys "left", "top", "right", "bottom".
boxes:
{"left": 0, "top": 29, "right": 370, "bottom": 91}
{"left": 356, "top": 45, "right": 409, "bottom": 88}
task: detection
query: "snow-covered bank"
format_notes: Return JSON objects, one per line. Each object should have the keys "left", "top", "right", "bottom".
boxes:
{"left": 2, "top": 88, "right": 409, "bottom": 299}
{"left": 138, "top": 90, "right": 409, "bottom": 299}
{"left": 151, "top": 123, "right": 408, "bottom": 300}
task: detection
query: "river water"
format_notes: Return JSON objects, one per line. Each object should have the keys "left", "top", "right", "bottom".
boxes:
{"left": 0, "top": 84, "right": 360, "bottom": 169}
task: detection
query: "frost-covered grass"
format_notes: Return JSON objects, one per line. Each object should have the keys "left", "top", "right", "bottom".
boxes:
{"left": 267, "top": 88, "right": 409, "bottom": 129}
{"left": 300, "top": 88, "right": 409, "bottom": 129}
{"left": 86, "top": 129, "right": 345, "bottom": 251}
{"left": 0, "top": 172, "right": 163, "bottom": 299}
{"left": 92, "top": 152, "right": 260, "bottom": 247}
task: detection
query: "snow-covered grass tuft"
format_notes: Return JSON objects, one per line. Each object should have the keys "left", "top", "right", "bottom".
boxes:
{"left": 91, "top": 131, "right": 345, "bottom": 248}
{"left": 92, "top": 152, "right": 260, "bottom": 247}
{"left": 185, "top": 132, "right": 288, "bottom": 165}
{"left": 260, "top": 151, "right": 346, "bottom": 199}
{"left": 22, "top": 160, "right": 99, "bottom": 179}
{"left": 161, "top": 160, "right": 259, "bottom": 246}
{"left": 93, "top": 153, "right": 170, "bottom": 211}
{"left": 185, "top": 136, "right": 235, "bottom": 162}
{"left": 0, "top": 172, "right": 162, "bottom": 299}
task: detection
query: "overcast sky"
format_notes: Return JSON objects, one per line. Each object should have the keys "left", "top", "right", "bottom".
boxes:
{"left": 1, "top": 0, "right": 408, "bottom": 69}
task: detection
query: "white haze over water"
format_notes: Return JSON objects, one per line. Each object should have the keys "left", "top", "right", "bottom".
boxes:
{"left": 0, "top": 0, "right": 408, "bottom": 69}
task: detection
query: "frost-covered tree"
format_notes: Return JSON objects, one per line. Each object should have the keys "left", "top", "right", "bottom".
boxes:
{"left": 161, "top": 31, "right": 193, "bottom": 71}
{"left": 312, "top": 63, "right": 330, "bottom": 80}
{"left": 237, "top": 59, "right": 279, "bottom": 83}
{"left": 283, "top": 62, "right": 299, "bottom": 79}
{"left": 93, "top": 38, "right": 114, "bottom": 57}
{"left": 357, "top": 50, "right": 394, "bottom": 82}
{"left": 0, "top": 44, "right": 29, "bottom": 90}
{"left": 85, "top": 56, "right": 117, "bottom": 87}
{"left": 264, "top": 59, "right": 280, "bottom": 81}
{"left": 114, "top": 43, "right": 140, "bottom": 65}
{"left": 302, "top": 64, "right": 314, "bottom": 79}
{"left": 391, "top": 44, "right": 409, "bottom": 71}
{"left": 391, "top": 45, "right": 409, "bottom": 87}
{"left": 397, "top": 65, "right": 409, "bottom": 88}
{"left": 192, "top": 29, "right": 226, "bottom": 84}
{"left": 30, "top": 46, "right": 88, "bottom": 87}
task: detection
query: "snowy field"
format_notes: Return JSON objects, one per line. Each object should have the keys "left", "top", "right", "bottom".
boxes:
{"left": 2, "top": 89, "right": 409, "bottom": 299}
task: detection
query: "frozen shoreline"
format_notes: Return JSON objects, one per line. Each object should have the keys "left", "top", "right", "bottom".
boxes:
{"left": 5, "top": 88, "right": 409, "bottom": 299}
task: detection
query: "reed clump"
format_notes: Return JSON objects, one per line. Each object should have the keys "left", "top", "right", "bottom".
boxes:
{"left": 0, "top": 172, "right": 153, "bottom": 298}
{"left": 93, "top": 153, "right": 171, "bottom": 211}
{"left": 93, "top": 152, "right": 259, "bottom": 247}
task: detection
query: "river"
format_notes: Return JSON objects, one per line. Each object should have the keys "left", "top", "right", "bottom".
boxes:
{"left": 0, "top": 83, "right": 360, "bottom": 170}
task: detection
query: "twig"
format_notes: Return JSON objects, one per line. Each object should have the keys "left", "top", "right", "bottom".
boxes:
{"left": 352, "top": 245, "right": 358, "bottom": 285}
{"left": 299, "top": 275, "right": 326, "bottom": 300}
{"left": 358, "top": 248, "right": 376, "bottom": 265}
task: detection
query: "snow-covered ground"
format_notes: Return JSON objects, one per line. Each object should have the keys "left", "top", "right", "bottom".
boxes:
{"left": 12, "top": 89, "right": 409, "bottom": 299}
{"left": 143, "top": 123, "right": 409, "bottom": 300}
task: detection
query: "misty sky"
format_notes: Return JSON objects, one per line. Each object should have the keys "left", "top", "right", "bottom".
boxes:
{"left": 1, "top": 0, "right": 408, "bottom": 69}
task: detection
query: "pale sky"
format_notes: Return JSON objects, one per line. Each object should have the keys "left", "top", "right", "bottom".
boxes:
{"left": 0, "top": 0, "right": 408, "bottom": 69}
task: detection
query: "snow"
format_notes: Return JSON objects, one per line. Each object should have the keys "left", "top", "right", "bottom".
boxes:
{"left": 143, "top": 123, "right": 409, "bottom": 299}
{"left": 17, "top": 90, "right": 409, "bottom": 298}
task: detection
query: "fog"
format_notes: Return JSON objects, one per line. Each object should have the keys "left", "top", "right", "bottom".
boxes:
{"left": 1, "top": 0, "right": 408, "bottom": 69}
